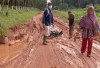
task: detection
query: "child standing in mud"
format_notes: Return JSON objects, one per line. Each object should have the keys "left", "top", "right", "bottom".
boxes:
{"left": 68, "top": 11, "right": 75, "bottom": 39}
{"left": 42, "top": 2, "right": 54, "bottom": 45}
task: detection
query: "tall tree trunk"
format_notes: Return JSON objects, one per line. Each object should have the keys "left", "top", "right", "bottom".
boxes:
{"left": 2, "top": 0, "right": 5, "bottom": 9}
{"left": 12, "top": 0, "right": 14, "bottom": 14}
{"left": 21, "top": 0, "right": 24, "bottom": 9}
{"left": 21, "top": 0, "right": 23, "bottom": 10}
{"left": 27, "top": 0, "right": 30, "bottom": 10}
{"left": 25, "top": 0, "right": 27, "bottom": 9}
{"left": 18, "top": 0, "right": 20, "bottom": 10}
{"left": 23, "top": 0, "right": 25, "bottom": 9}
{"left": 7, "top": 0, "right": 9, "bottom": 11}
{"left": 62, "top": 0, "right": 63, "bottom": 10}
{"left": 2, "top": 0, "right": 5, "bottom": 14}
{"left": 0, "top": 4, "right": 1, "bottom": 13}
{"left": 30, "top": 0, "right": 32, "bottom": 9}
{"left": 15, "top": 0, "right": 18, "bottom": 10}
{"left": 78, "top": 0, "right": 81, "bottom": 8}
{"left": 94, "top": 0, "right": 97, "bottom": 5}
{"left": 31, "top": 0, "right": 34, "bottom": 9}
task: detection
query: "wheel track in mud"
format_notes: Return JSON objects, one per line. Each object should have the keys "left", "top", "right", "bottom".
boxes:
{"left": 53, "top": 16, "right": 100, "bottom": 68}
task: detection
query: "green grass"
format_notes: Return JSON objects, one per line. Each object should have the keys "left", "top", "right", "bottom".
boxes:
{"left": 0, "top": 8, "right": 40, "bottom": 37}
{"left": 54, "top": 9, "right": 100, "bottom": 26}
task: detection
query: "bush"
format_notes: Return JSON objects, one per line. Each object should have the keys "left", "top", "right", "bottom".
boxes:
{"left": 0, "top": 25, "right": 7, "bottom": 38}
{"left": 95, "top": 4, "right": 100, "bottom": 13}
{"left": 0, "top": 8, "right": 40, "bottom": 37}
{"left": 86, "top": 4, "right": 93, "bottom": 8}
{"left": 6, "top": 11, "right": 8, "bottom": 16}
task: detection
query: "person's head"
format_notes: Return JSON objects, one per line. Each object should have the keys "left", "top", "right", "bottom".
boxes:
{"left": 48, "top": 2, "right": 52, "bottom": 10}
{"left": 68, "top": 11, "right": 72, "bottom": 15}
{"left": 88, "top": 6, "right": 94, "bottom": 15}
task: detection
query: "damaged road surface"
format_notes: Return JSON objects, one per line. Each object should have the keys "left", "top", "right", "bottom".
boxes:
{"left": 0, "top": 12, "right": 100, "bottom": 68}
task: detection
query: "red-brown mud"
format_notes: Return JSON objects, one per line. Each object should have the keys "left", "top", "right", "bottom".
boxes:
{"left": 0, "top": 12, "right": 100, "bottom": 68}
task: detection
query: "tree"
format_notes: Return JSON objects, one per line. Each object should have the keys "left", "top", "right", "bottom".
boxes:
{"left": 6, "top": 0, "right": 9, "bottom": 16}
{"left": 12, "top": 0, "right": 14, "bottom": 14}
{"left": 0, "top": 4, "right": 1, "bottom": 14}
{"left": 15, "top": 0, "right": 18, "bottom": 10}
{"left": 78, "top": 0, "right": 81, "bottom": 8}
{"left": 2, "top": 0, "right": 5, "bottom": 14}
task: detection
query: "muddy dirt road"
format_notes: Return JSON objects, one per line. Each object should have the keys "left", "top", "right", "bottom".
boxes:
{"left": 0, "top": 12, "right": 100, "bottom": 68}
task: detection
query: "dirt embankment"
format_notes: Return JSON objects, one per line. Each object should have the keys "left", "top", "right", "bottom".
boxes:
{"left": 0, "top": 12, "right": 100, "bottom": 68}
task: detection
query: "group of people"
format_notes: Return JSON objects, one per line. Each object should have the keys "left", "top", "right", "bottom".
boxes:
{"left": 42, "top": 2, "right": 100, "bottom": 57}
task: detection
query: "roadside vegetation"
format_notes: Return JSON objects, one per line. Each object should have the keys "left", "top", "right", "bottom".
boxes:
{"left": 0, "top": 8, "right": 40, "bottom": 37}
{"left": 54, "top": 4, "right": 100, "bottom": 27}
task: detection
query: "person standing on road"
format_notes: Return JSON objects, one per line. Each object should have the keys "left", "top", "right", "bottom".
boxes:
{"left": 79, "top": 6, "right": 100, "bottom": 57}
{"left": 68, "top": 11, "right": 75, "bottom": 39}
{"left": 42, "top": 2, "right": 54, "bottom": 45}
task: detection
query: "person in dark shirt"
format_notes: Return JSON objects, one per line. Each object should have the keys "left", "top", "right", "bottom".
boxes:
{"left": 68, "top": 11, "right": 75, "bottom": 39}
{"left": 42, "top": 2, "right": 54, "bottom": 45}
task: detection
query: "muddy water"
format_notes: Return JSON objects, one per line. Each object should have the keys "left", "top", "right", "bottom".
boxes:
{"left": 0, "top": 39, "right": 26, "bottom": 63}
